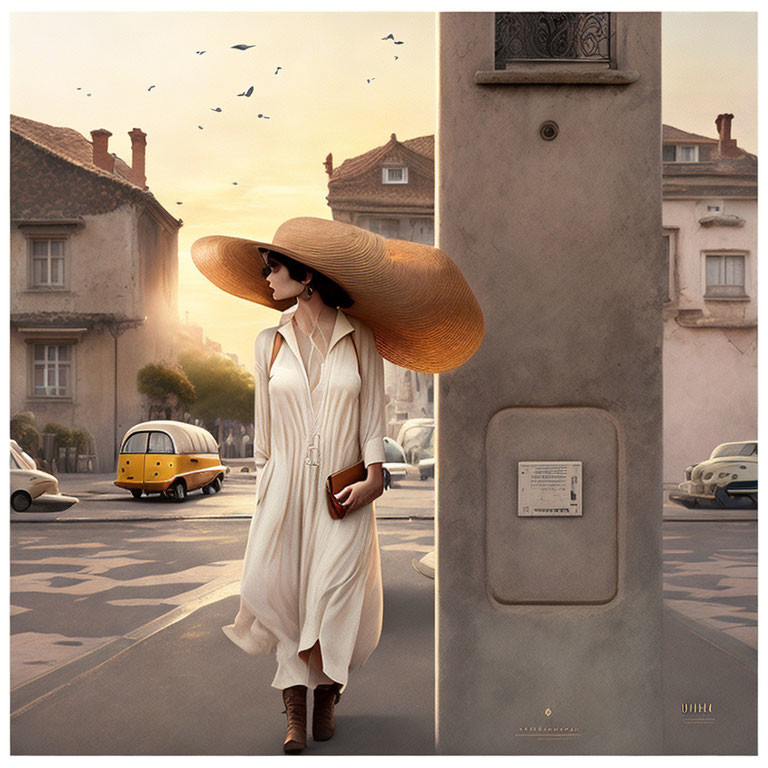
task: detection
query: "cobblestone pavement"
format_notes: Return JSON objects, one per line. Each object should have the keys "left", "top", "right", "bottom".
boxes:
{"left": 663, "top": 521, "right": 757, "bottom": 653}
{"left": 10, "top": 518, "right": 434, "bottom": 695}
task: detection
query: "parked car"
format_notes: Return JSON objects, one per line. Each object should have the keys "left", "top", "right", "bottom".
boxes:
{"left": 115, "top": 420, "right": 225, "bottom": 502}
{"left": 671, "top": 440, "right": 757, "bottom": 507}
{"left": 383, "top": 436, "right": 410, "bottom": 490}
{"left": 10, "top": 440, "right": 79, "bottom": 512}
{"left": 396, "top": 418, "right": 435, "bottom": 465}
{"left": 418, "top": 457, "right": 435, "bottom": 481}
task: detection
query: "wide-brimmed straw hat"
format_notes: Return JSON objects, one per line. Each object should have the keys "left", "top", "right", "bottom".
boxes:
{"left": 190, "top": 217, "right": 484, "bottom": 373}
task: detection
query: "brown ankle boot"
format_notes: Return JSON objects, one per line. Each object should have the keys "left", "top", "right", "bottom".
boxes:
{"left": 312, "top": 682, "right": 342, "bottom": 741}
{"left": 282, "top": 685, "right": 307, "bottom": 753}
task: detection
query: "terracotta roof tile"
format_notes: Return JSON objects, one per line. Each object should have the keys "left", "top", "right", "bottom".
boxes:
{"left": 662, "top": 124, "right": 717, "bottom": 144}
{"left": 11, "top": 311, "right": 145, "bottom": 329}
{"left": 662, "top": 122, "right": 755, "bottom": 164}
{"left": 11, "top": 114, "right": 181, "bottom": 227}
{"left": 328, "top": 126, "right": 756, "bottom": 210}
{"left": 331, "top": 133, "right": 434, "bottom": 181}
{"left": 663, "top": 156, "right": 756, "bottom": 175}
{"left": 12, "top": 114, "right": 138, "bottom": 190}
{"left": 328, "top": 133, "right": 435, "bottom": 210}
{"left": 401, "top": 134, "right": 434, "bottom": 159}
{"left": 329, "top": 186, "right": 433, "bottom": 210}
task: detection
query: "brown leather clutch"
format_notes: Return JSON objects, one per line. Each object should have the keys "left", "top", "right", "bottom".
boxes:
{"left": 326, "top": 460, "right": 366, "bottom": 520}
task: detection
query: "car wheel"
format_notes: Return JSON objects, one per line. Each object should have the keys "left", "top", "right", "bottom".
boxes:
{"left": 167, "top": 480, "right": 187, "bottom": 502}
{"left": 714, "top": 487, "right": 731, "bottom": 508}
{"left": 131, "top": 489, "right": 142, "bottom": 499}
{"left": 383, "top": 468, "right": 391, "bottom": 491}
{"left": 211, "top": 476, "right": 222, "bottom": 493}
{"left": 202, "top": 482, "right": 214, "bottom": 495}
{"left": 11, "top": 491, "right": 32, "bottom": 512}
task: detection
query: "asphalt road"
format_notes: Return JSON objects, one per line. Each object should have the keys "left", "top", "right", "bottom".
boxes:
{"left": 11, "top": 517, "right": 435, "bottom": 755}
{"left": 663, "top": 521, "right": 757, "bottom": 659}
{"left": 11, "top": 473, "right": 436, "bottom": 523}
{"left": 10, "top": 512, "right": 757, "bottom": 755}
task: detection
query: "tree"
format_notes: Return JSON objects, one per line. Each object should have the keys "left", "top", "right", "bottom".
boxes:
{"left": 11, "top": 411, "right": 41, "bottom": 456}
{"left": 43, "top": 423, "right": 91, "bottom": 452}
{"left": 137, "top": 362, "right": 196, "bottom": 420}
{"left": 178, "top": 349, "right": 255, "bottom": 427}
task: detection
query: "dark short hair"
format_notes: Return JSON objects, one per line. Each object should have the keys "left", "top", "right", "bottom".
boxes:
{"left": 263, "top": 249, "right": 354, "bottom": 309}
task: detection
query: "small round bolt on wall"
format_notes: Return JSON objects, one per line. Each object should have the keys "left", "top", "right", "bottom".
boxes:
{"left": 540, "top": 121, "right": 559, "bottom": 141}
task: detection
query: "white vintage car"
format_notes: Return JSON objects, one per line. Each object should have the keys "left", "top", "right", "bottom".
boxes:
{"left": 672, "top": 440, "right": 757, "bottom": 507}
{"left": 10, "top": 440, "right": 79, "bottom": 512}
{"left": 382, "top": 436, "right": 410, "bottom": 490}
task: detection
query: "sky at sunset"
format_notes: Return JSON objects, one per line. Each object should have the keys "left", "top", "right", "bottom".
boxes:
{"left": 8, "top": 9, "right": 758, "bottom": 373}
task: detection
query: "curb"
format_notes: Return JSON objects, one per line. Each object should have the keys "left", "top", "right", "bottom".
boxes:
{"left": 663, "top": 604, "right": 757, "bottom": 673}
{"left": 11, "top": 577, "right": 240, "bottom": 717}
{"left": 663, "top": 517, "right": 756, "bottom": 523}
{"left": 11, "top": 514, "right": 436, "bottom": 524}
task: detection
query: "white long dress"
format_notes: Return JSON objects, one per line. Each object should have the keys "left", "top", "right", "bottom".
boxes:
{"left": 222, "top": 303, "right": 387, "bottom": 693}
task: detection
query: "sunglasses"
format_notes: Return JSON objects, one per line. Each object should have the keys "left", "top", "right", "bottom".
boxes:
{"left": 261, "top": 257, "right": 282, "bottom": 278}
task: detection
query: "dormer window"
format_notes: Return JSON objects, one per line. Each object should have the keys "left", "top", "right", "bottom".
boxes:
{"left": 382, "top": 166, "right": 408, "bottom": 184}
{"left": 663, "top": 144, "right": 700, "bottom": 162}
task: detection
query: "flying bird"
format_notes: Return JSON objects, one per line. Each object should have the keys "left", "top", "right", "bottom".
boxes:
{"left": 394, "top": 56, "right": 399, "bottom": 60}
{"left": 393, "top": 40, "right": 404, "bottom": 45}
{"left": 366, "top": 78, "right": 375, "bottom": 83}
{"left": 198, "top": 125, "right": 204, "bottom": 130}
{"left": 381, "top": 34, "right": 395, "bottom": 40}
{"left": 274, "top": 66, "right": 282, "bottom": 75}
{"left": 195, "top": 50, "right": 206, "bottom": 55}
{"left": 237, "top": 86, "right": 254, "bottom": 97}
{"left": 210, "top": 107, "right": 222, "bottom": 112}
{"left": 257, "top": 113, "right": 270, "bottom": 119}
{"left": 233, "top": 182, "right": 239, "bottom": 185}
{"left": 176, "top": 202, "right": 183, "bottom": 205}
{"left": 232, "top": 44, "right": 255, "bottom": 50}
{"left": 148, "top": 85, "right": 156, "bottom": 91}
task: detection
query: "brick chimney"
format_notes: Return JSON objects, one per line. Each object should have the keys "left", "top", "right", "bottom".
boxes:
{"left": 715, "top": 113, "right": 739, "bottom": 158}
{"left": 128, "top": 128, "right": 147, "bottom": 188}
{"left": 90, "top": 129, "right": 115, "bottom": 173}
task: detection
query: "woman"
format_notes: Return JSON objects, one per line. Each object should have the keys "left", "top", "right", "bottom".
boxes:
{"left": 191, "top": 217, "right": 484, "bottom": 754}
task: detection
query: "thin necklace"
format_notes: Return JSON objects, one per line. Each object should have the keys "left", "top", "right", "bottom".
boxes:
{"left": 294, "top": 316, "right": 330, "bottom": 358}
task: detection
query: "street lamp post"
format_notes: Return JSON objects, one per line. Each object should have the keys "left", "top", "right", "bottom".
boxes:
{"left": 107, "top": 317, "right": 146, "bottom": 468}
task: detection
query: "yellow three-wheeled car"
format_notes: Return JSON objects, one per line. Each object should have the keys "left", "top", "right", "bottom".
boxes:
{"left": 115, "top": 420, "right": 225, "bottom": 501}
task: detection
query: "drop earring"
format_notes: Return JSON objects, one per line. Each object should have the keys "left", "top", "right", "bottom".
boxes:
{"left": 305, "top": 285, "right": 314, "bottom": 298}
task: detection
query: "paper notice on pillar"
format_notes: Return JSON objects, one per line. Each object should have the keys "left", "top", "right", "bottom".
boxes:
{"left": 517, "top": 461, "right": 582, "bottom": 517}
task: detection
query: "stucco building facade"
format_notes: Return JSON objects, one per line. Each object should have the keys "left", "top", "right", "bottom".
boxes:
{"left": 325, "top": 133, "right": 435, "bottom": 432}
{"left": 325, "top": 115, "right": 758, "bottom": 483}
{"left": 10, "top": 115, "right": 182, "bottom": 472}
{"left": 661, "top": 114, "right": 757, "bottom": 483}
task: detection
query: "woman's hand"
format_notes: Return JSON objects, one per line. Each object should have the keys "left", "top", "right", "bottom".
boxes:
{"left": 334, "top": 463, "right": 384, "bottom": 515}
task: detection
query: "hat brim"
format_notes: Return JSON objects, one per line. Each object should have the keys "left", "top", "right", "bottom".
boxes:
{"left": 190, "top": 235, "right": 298, "bottom": 313}
{"left": 191, "top": 221, "right": 485, "bottom": 373}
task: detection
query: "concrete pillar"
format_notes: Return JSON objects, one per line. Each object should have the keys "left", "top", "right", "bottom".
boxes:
{"left": 436, "top": 12, "right": 663, "bottom": 754}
